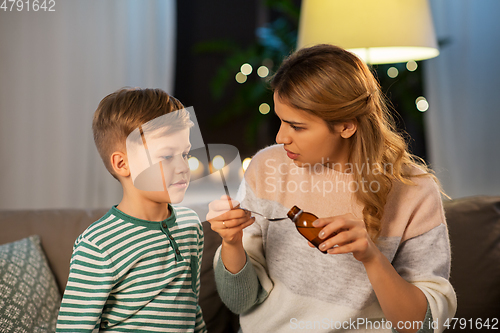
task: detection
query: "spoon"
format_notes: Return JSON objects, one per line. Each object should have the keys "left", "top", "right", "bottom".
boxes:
{"left": 240, "top": 208, "right": 289, "bottom": 222}
{"left": 213, "top": 166, "right": 288, "bottom": 222}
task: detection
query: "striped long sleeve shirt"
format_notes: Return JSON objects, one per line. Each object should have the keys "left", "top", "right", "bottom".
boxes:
{"left": 56, "top": 205, "right": 206, "bottom": 332}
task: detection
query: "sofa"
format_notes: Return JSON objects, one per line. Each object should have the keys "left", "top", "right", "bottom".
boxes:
{"left": 0, "top": 196, "right": 499, "bottom": 332}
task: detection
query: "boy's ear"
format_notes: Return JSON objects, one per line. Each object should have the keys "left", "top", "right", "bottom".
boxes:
{"left": 110, "top": 151, "right": 130, "bottom": 178}
{"left": 337, "top": 119, "right": 357, "bottom": 139}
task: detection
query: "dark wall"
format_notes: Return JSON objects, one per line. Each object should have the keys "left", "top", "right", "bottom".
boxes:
{"left": 174, "top": 0, "right": 427, "bottom": 162}
{"left": 175, "top": 0, "right": 260, "bottom": 159}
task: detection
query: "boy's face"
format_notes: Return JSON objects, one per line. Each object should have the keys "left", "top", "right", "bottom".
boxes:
{"left": 128, "top": 127, "right": 192, "bottom": 204}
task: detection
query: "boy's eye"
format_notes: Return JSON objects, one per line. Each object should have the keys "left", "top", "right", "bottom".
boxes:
{"left": 160, "top": 153, "right": 191, "bottom": 161}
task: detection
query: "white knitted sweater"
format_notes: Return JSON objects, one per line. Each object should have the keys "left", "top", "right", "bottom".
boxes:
{"left": 214, "top": 144, "right": 456, "bottom": 333}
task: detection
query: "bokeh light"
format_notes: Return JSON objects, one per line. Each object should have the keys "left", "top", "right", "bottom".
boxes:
{"left": 188, "top": 156, "right": 200, "bottom": 171}
{"left": 257, "top": 66, "right": 269, "bottom": 78}
{"left": 259, "top": 103, "right": 270, "bottom": 114}
{"left": 416, "top": 96, "right": 429, "bottom": 112}
{"left": 242, "top": 157, "right": 252, "bottom": 171}
{"left": 387, "top": 67, "right": 399, "bottom": 78}
{"left": 235, "top": 72, "right": 247, "bottom": 84}
{"left": 212, "top": 155, "right": 225, "bottom": 170}
{"left": 406, "top": 60, "right": 418, "bottom": 71}
{"left": 240, "top": 63, "right": 252, "bottom": 75}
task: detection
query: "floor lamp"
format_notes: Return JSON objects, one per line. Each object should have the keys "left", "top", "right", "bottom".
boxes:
{"left": 297, "top": 0, "right": 439, "bottom": 64}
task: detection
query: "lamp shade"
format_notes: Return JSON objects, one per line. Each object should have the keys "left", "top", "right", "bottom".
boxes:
{"left": 297, "top": 0, "right": 439, "bottom": 64}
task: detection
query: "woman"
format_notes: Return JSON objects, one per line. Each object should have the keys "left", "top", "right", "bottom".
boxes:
{"left": 207, "top": 44, "right": 456, "bottom": 333}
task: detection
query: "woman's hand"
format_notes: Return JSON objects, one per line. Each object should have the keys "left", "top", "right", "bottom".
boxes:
{"left": 207, "top": 195, "right": 255, "bottom": 274}
{"left": 206, "top": 195, "right": 255, "bottom": 246}
{"left": 313, "top": 214, "right": 428, "bottom": 332}
{"left": 311, "top": 213, "right": 379, "bottom": 263}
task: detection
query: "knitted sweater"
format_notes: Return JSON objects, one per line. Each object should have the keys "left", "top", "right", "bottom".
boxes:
{"left": 56, "top": 204, "right": 206, "bottom": 333}
{"left": 214, "top": 144, "right": 456, "bottom": 333}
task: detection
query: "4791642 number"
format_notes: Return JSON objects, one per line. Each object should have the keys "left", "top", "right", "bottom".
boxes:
{"left": 444, "top": 317, "right": 499, "bottom": 330}
{"left": 1, "top": 0, "right": 55, "bottom": 11}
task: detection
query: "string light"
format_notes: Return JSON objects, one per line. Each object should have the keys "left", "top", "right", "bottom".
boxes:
{"left": 416, "top": 96, "right": 429, "bottom": 112}
{"left": 188, "top": 156, "right": 200, "bottom": 171}
{"left": 406, "top": 60, "right": 418, "bottom": 71}
{"left": 235, "top": 72, "right": 247, "bottom": 84}
{"left": 387, "top": 67, "right": 399, "bottom": 78}
{"left": 212, "top": 155, "right": 225, "bottom": 170}
{"left": 259, "top": 103, "right": 270, "bottom": 114}
{"left": 257, "top": 66, "right": 269, "bottom": 78}
{"left": 242, "top": 158, "right": 252, "bottom": 171}
{"left": 240, "top": 63, "right": 253, "bottom": 75}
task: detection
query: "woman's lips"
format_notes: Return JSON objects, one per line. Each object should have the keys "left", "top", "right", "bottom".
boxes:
{"left": 170, "top": 180, "right": 188, "bottom": 188}
{"left": 285, "top": 149, "right": 299, "bottom": 160}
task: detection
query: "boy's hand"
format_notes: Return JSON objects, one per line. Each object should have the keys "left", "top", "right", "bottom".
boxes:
{"left": 207, "top": 195, "right": 255, "bottom": 246}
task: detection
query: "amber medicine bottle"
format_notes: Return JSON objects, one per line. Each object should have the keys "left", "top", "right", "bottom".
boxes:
{"left": 287, "top": 206, "right": 328, "bottom": 253}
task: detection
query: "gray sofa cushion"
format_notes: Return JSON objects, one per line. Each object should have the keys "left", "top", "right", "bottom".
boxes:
{"left": 0, "top": 235, "right": 61, "bottom": 332}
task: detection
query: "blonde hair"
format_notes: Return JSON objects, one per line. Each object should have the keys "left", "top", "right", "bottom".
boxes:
{"left": 271, "top": 44, "right": 439, "bottom": 240}
{"left": 92, "top": 88, "right": 187, "bottom": 179}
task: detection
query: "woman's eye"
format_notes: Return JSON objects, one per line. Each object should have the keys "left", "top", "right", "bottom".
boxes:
{"left": 182, "top": 153, "right": 191, "bottom": 159}
{"left": 290, "top": 125, "right": 303, "bottom": 131}
{"left": 162, "top": 156, "right": 173, "bottom": 161}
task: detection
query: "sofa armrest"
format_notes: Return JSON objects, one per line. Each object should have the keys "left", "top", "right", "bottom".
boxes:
{"left": 0, "top": 208, "right": 107, "bottom": 293}
{"left": 444, "top": 195, "right": 500, "bottom": 330}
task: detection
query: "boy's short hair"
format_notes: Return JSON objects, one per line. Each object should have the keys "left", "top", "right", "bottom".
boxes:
{"left": 92, "top": 87, "right": 188, "bottom": 179}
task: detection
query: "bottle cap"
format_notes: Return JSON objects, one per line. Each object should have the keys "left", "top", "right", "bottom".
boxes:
{"left": 287, "top": 206, "right": 302, "bottom": 222}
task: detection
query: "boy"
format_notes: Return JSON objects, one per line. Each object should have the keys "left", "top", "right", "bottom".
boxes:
{"left": 56, "top": 88, "right": 206, "bottom": 332}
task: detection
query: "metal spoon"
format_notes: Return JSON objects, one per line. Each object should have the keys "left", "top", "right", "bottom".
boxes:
{"left": 240, "top": 208, "right": 289, "bottom": 222}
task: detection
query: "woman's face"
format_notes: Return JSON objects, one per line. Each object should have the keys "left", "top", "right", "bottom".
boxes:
{"left": 274, "top": 93, "right": 352, "bottom": 170}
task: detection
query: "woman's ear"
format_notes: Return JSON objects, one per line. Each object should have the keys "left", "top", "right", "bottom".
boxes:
{"left": 334, "top": 120, "right": 357, "bottom": 139}
{"left": 110, "top": 151, "right": 130, "bottom": 178}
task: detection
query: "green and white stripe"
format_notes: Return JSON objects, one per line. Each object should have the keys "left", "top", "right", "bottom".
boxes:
{"left": 56, "top": 205, "right": 206, "bottom": 332}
